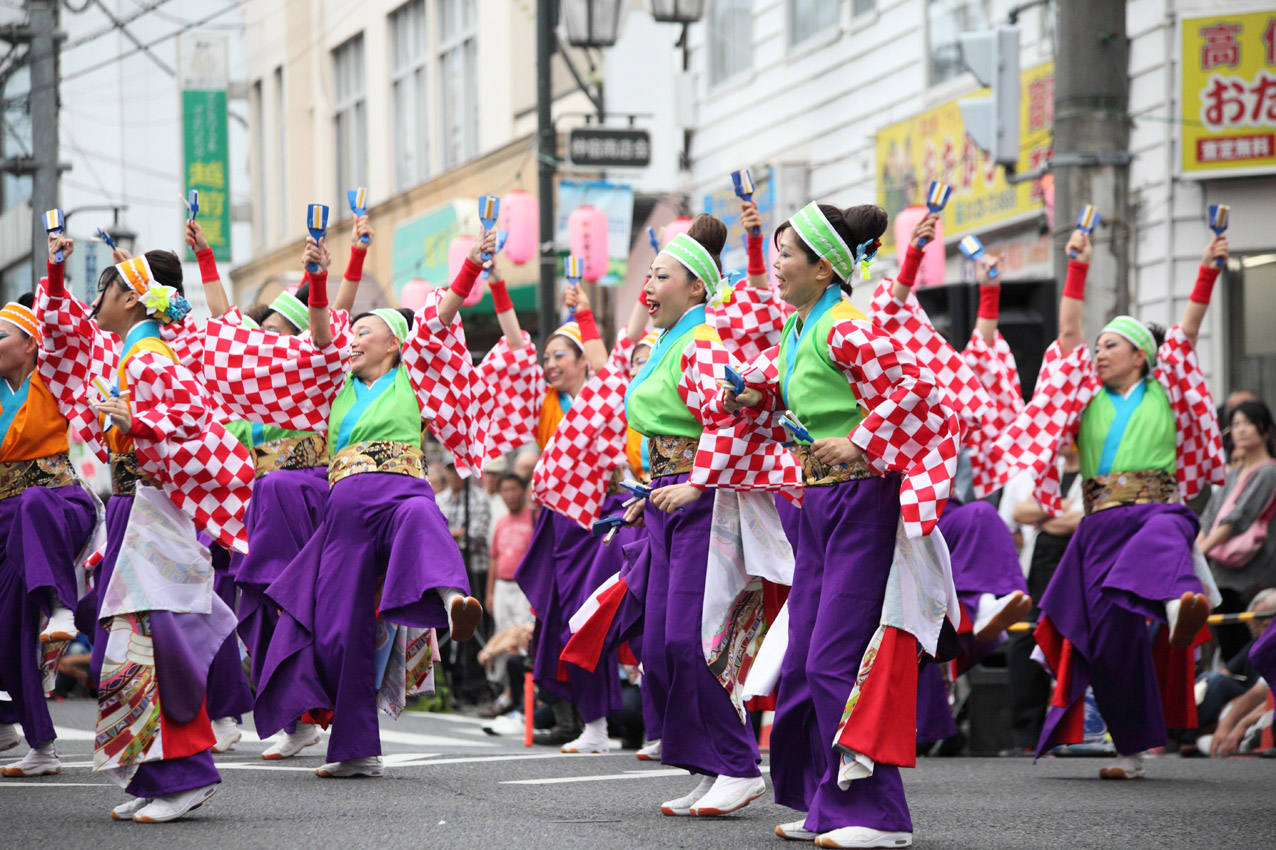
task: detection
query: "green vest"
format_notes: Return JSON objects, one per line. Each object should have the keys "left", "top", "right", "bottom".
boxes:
{"left": 776, "top": 286, "right": 865, "bottom": 442}
{"left": 625, "top": 309, "right": 710, "bottom": 440}
{"left": 224, "top": 420, "right": 314, "bottom": 450}
{"left": 328, "top": 367, "right": 423, "bottom": 455}
{"left": 1078, "top": 378, "right": 1176, "bottom": 479}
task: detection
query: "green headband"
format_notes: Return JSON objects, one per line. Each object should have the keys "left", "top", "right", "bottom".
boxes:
{"left": 789, "top": 202, "right": 855, "bottom": 282}
{"left": 659, "top": 234, "right": 728, "bottom": 305}
{"left": 269, "top": 291, "right": 309, "bottom": 332}
{"left": 1101, "top": 315, "right": 1157, "bottom": 365}
{"left": 240, "top": 313, "right": 260, "bottom": 331}
{"left": 372, "top": 308, "right": 409, "bottom": 347}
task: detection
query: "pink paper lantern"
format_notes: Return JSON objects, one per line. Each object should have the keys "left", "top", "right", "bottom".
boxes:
{"left": 400, "top": 279, "right": 433, "bottom": 311}
{"left": 568, "top": 205, "right": 609, "bottom": 282}
{"left": 660, "top": 216, "right": 693, "bottom": 247}
{"left": 500, "top": 189, "right": 538, "bottom": 265}
{"left": 448, "top": 235, "right": 486, "bottom": 306}
{"left": 893, "top": 205, "right": 945, "bottom": 288}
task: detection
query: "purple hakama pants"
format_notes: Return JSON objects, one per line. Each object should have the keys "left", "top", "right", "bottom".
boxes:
{"left": 254, "top": 472, "right": 468, "bottom": 763}
{"left": 1036, "top": 502, "right": 1203, "bottom": 757}
{"left": 205, "top": 544, "right": 253, "bottom": 721}
{"left": 0, "top": 485, "right": 95, "bottom": 747}
{"left": 769, "top": 475, "right": 912, "bottom": 835}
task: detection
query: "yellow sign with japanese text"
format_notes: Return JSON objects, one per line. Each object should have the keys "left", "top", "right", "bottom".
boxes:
{"left": 877, "top": 62, "right": 1054, "bottom": 251}
{"left": 1181, "top": 10, "right": 1276, "bottom": 177}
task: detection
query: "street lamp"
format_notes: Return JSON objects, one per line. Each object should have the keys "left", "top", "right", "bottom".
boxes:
{"left": 561, "top": 0, "right": 627, "bottom": 48}
{"left": 648, "top": 0, "right": 706, "bottom": 23}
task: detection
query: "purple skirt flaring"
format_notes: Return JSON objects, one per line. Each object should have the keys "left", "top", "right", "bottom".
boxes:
{"left": 768, "top": 475, "right": 913, "bottom": 835}
{"left": 1249, "top": 621, "right": 1276, "bottom": 688}
{"left": 639, "top": 473, "right": 760, "bottom": 779}
{"left": 254, "top": 472, "right": 469, "bottom": 762}
{"left": 205, "top": 545, "right": 253, "bottom": 721}
{"left": 516, "top": 494, "right": 631, "bottom": 723}
{"left": 938, "top": 499, "right": 1027, "bottom": 605}
{"left": 234, "top": 467, "right": 329, "bottom": 689}
{"left": 1036, "top": 502, "right": 1202, "bottom": 757}
{"left": 0, "top": 485, "right": 95, "bottom": 748}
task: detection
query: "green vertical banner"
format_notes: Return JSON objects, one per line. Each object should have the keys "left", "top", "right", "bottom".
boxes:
{"left": 182, "top": 88, "right": 231, "bottom": 261}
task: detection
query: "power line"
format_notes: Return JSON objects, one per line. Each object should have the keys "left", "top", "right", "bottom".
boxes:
{"left": 64, "top": 0, "right": 178, "bottom": 49}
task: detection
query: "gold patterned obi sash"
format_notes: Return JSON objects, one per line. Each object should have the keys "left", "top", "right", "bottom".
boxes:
{"left": 328, "top": 440, "right": 426, "bottom": 488}
{"left": 255, "top": 433, "right": 328, "bottom": 478}
{"left": 0, "top": 453, "right": 75, "bottom": 500}
{"left": 110, "top": 452, "right": 158, "bottom": 497}
{"left": 789, "top": 445, "right": 877, "bottom": 487}
{"left": 1082, "top": 469, "right": 1178, "bottom": 515}
{"left": 647, "top": 435, "right": 697, "bottom": 479}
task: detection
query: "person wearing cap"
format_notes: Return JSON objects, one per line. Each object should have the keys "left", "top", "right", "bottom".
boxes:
{"left": 199, "top": 227, "right": 495, "bottom": 780}
{"left": 38, "top": 232, "right": 255, "bottom": 823}
{"left": 986, "top": 227, "right": 1229, "bottom": 781}
{"left": 0, "top": 291, "right": 98, "bottom": 780}
{"left": 725, "top": 202, "right": 959, "bottom": 849}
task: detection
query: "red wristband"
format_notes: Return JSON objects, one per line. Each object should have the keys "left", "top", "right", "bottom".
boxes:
{"left": 977, "top": 285, "right": 1001, "bottom": 321}
{"left": 195, "top": 248, "right": 219, "bottom": 284}
{"left": 46, "top": 261, "right": 65, "bottom": 296}
{"left": 1063, "top": 261, "right": 1088, "bottom": 301}
{"left": 489, "top": 278, "right": 513, "bottom": 313}
{"left": 746, "top": 234, "right": 767, "bottom": 276}
{"left": 1189, "top": 264, "right": 1220, "bottom": 305}
{"left": 897, "top": 244, "right": 924, "bottom": 288}
{"left": 308, "top": 270, "right": 329, "bottom": 309}
{"left": 345, "top": 246, "right": 366, "bottom": 282}
{"left": 450, "top": 257, "right": 482, "bottom": 299}
{"left": 575, "top": 308, "right": 600, "bottom": 342}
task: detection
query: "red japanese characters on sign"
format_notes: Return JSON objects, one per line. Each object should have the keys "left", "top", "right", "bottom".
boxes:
{"left": 1201, "top": 24, "right": 1243, "bottom": 70}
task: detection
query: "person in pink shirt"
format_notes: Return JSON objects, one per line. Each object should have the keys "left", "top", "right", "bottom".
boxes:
{"left": 487, "top": 473, "right": 535, "bottom": 634}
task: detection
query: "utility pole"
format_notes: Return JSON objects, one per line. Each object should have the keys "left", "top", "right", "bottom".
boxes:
{"left": 28, "top": 0, "right": 61, "bottom": 278}
{"left": 1053, "top": 0, "right": 1132, "bottom": 329}
{"left": 536, "top": 0, "right": 558, "bottom": 352}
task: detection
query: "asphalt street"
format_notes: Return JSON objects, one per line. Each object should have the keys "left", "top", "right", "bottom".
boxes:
{"left": 2, "top": 699, "right": 1272, "bottom": 850}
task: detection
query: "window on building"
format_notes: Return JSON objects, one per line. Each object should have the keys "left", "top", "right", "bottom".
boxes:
{"left": 853, "top": 0, "right": 875, "bottom": 16}
{"left": 789, "top": 0, "right": 839, "bottom": 48}
{"left": 333, "top": 34, "right": 367, "bottom": 195}
{"left": 927, "top": 0, "right": 989, "bottom": 86}
{"left": 390, "top": 0, "right": 430, "bottom": 191}
{"left": 709, "top": 0, "right": 752, "bottom": 84}
{"left": 274, "top": 66, "right": 287, "bottom": 240}
{"left": 438, "top": 0, "right": 478, "bottom": 170}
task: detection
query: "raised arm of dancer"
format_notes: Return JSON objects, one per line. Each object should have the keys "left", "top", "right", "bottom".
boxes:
{"left": 892, "top": 213, "right": 937, "bottom": 303}
{"left": 1180, "top": 235, "right": 1227, "bottom": 350}
{"left": 623, "top": 290, "right": 649, "bottom": 344}
{"left": 564, "top": 283, "right": 608, "bottom": 372}
{"left": 741, "top": 201, "right": 769, "bottom": 289}
{"left": 185, "top": 220, "right": 230, "bottom": 318}
{"left": 486, "top": 260, "right": 524, "bottom": 349}
{"left": 973, "top": 253, "right": 1002, "bottom": 346}
{"left": 304, "top": 236, "right": 334, "bottom": 349}
{"left": 334, "top": 216, "right": 373, "bottom": 313}
{"left": 1059, "top": 230, "right": 1090, "bottom": 355}
{"left": 438, "top": 228, "right": 497, "bottom": 328}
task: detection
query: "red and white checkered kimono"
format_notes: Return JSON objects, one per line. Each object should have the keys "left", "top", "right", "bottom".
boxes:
{"left": 36, "top": 282, "right": 255, "bottom": 551}
{"left": 708, "top": 280, "right": 791, "bottom": 364}
{"left": 962, "top": 329, "right": 1025, "bottom": 497}
{"left": 987, "top": 325, "right": 1224, "bottom": 515}
{"left": 474, "top": 331, "right": 540, "bottom": 465}
{"left": 202, "top": 288, "right": 486, "bottom": 476}
{"left": 741, "top": 316, "right": 960, "bottom": 538}
{"left": 532, "top": 337, "right": 635, "bottom": 528}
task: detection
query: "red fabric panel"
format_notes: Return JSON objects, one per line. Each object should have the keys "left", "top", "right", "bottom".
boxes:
{"left": 560, "top": 577, "right": 629, "bottom": 674}
{"left": 834, "top": 626, "right": 919, "bottom": 769}
{"left": 158, "top": 700, "right": 217, "bottom": 760}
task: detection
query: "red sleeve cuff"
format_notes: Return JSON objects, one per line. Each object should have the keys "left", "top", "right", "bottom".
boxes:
{"left": 1063, "top": 261, "right": 1089, "bottom": 301}
{"left": 575, "top": 308, "right": 600, "bottom": 342}
{"left": 308, "top": 270, "right": 329, "bottom": 309}
{"left": 489, "top": 278, "right": 513, "bottom": 313}
{"left": 1189, "top": 264, "right": 1220, "bottom": 305}
{"left": 46, "top": 260, "right": 65, "bottom": 296}
{"left": 345, "top": 246, "right": 367, "bottom": 282}
{"left": 195, "top": 248, "right": 219, "bottom": 284}
{"left": 977, "top": 285, "right": 1001, "bottom": 321}
{"left": 450, "top": 257, "right": 482, "bottom": 299}
{"left": 746, "top": 234, "right": 767, "bottom": 276}
{"left": 896, "top": 244, "right": 924, "bottom": 289}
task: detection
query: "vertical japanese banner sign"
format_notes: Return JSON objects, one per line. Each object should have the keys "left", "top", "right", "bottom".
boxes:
{"left": 1181, "top": 10, "right": 1276, "bottom": 177}
{"left": 179, "top": 36, "right": 231, "bottom": 260}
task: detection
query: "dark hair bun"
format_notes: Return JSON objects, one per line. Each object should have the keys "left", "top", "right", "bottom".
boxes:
{"left": 838, "top": 204, "right": 889, "bottom": 250}
{"left": 16, "top": 291, "right": 34, "bottom": 309}
{"left": 144, "top": 249, "right": 185, "bottom": 296}
{"left": 686, "top": 213, "right": 727, "bottom": 266}
{"left": 295, "top": 280, "right": 311, "bottom": 306}
{"left": 397, "top": 307, "right": 416, "bottom": 330}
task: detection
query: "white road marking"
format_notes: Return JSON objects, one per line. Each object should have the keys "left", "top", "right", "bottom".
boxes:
{"left": 501, "top": 769, "right": 688, "bottom": 785}
{"left": 0, "top": 782, "right": 112, "bottom": 788}
{"left": 53, "top": 727, "right": 97, "bottom": 742}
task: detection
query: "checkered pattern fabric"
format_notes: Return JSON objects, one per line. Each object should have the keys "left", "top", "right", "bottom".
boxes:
{"left": 963, "top": 330, "right": 1025, "bottom": 497}
{"left": 126, "top": 350, "right": 255, "bottom": 552}
{"left": 475, "top": 332, "right": 541, "bottom": 465}
{"left": 988, "top": 325, "right": 1223, "bottom": 515}
{"left": 160, "top": 313, "right": 203, "bottom": 373}
{"left": 408, "top": 289, "right": 486, "bottom": 476}
{"left": 533, "top": 338, "right": 635, "bottom": 528}
{"left": 677, "top": 334, "right": 802, "bottom": 494}
{"left": 871, "top": 280, "right": 992, "bottom": 443}
{"left": 828, "top": 318, "right": 960, "bottom": 538}
{"left": 35, "top": 281, "right": 118, "bottom": 461}
{"left": 708, "top": 280, "right": 791, "bottom": 364}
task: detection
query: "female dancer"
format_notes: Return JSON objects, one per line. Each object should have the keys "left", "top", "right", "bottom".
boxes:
{"left": 202, "top": 230, "right": 493, "bottom": 779}
{"left": 727, "top": 202, "right": 959, "bottom": 848}
{"left": 990, "top": 226, "right": 1227, "bottom": 780}
{"left": 0, "top": 294, "right": 97, "bottom": 778}
{"left": 41, "top": 234, "right": 255, "bottom": 822}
